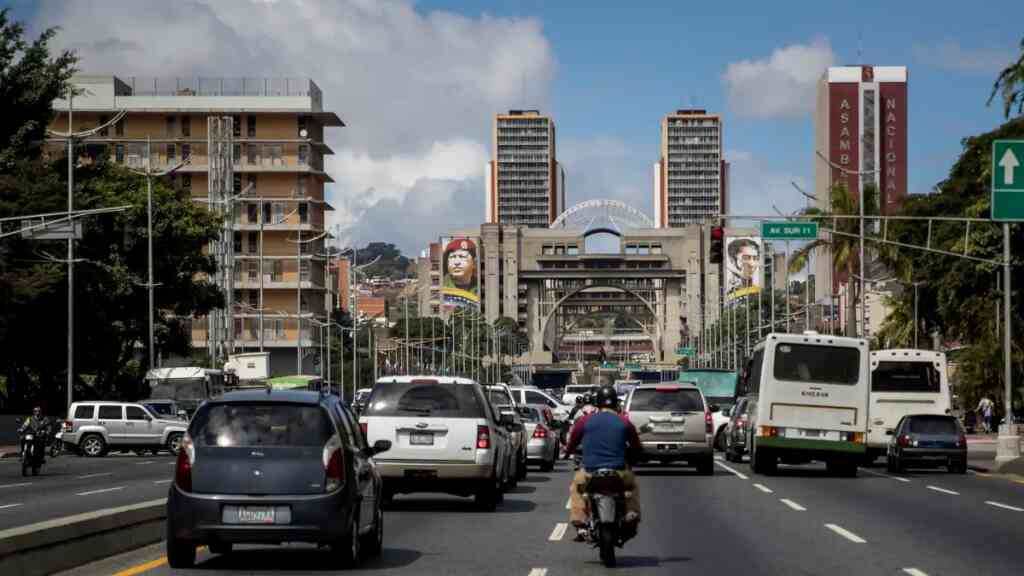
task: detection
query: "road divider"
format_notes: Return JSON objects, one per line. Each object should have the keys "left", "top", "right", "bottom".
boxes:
{"left": 0, "top": 498, "right": 167, "bottom": 576}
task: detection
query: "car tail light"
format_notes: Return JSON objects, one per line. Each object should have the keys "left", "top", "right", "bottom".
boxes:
{"left": 846, "top": 432, "right": 865, "bottom": 444}
{"left": 325, "top": 449, "right": 345, "bottom": 492}
{"left": 759, "top": 426, "right": 778, "bottom": 437}
{"left": 956, "top": 433, "right": 966, "bottom": 448}
{"left": 897, "top": 434, "right": 912, "bottom": 448}
{"left": 477, "top": 425, "right": 491, "bottom": 449}
{"left": 532, "top": 425, "right": 548, "bottom": 439}
{"left": 174, "top": 433, "right": 194, "bottom": 492}
{"left": 360, "top": 422, "right": 368, "bottom": 437}
{"left": 705, "top": 410, "right": 713, "bottom": 434}
{"left": 64, "top": 420, "right": 72, "bottom": 432}
{"left": 737, "top": 417, "right": 748, "bottom": 429}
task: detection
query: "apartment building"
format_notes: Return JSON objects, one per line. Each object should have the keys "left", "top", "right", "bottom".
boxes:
{"left": 50, "top": 75, "right": 343, "bottom": 376}
{"left": 654, "top": 110, "right": 724, "bottom": 227}
{"left": 486, "top": 110, "right": 564, "bottom": 228}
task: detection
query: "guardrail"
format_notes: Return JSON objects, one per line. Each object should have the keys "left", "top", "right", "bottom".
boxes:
{"left": 0, "top": 498, "right": 167, "bottom": 576}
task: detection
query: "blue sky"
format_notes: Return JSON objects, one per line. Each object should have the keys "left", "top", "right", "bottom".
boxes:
{"left": 422, "top": 0, "right": 1020, "bottom": 212}
{"left": 12, "top": 0, "right": 1024, "bottom": 252}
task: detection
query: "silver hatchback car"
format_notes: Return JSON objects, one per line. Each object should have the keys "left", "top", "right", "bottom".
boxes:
{"left": 624, "top": 383, "right": 715, "bottom": 474}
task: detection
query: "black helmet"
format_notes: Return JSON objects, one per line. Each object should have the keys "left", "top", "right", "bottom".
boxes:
{"left": 594, "top": 386, "right": 618, "bottom": 409}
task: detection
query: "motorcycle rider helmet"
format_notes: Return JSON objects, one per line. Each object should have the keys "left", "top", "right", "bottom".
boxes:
{"left": 576, "top": 395, "right": 585, "bottom": 405}
{"left": 594, "top": 385, "right": 619, "bottom": 409}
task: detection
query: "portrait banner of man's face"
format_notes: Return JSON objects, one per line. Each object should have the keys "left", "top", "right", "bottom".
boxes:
{"left": 726, "top": 236, "right": 762, "bottom": 301}
{"left": 442, "top": 237, "right": 480, "bottom": 309}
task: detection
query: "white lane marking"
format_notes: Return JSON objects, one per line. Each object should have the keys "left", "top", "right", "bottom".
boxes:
{"left": 565, "top": 498, "right": 571, "bottom": 510}
{"left": 0, "top": 498, "right": 167, "bottom": 540}
{"left": 136, "top": 461, "right": 154, "bottom": 465}
{"left": 0, "top": 483, "right": 32, "bottom": 489}
{"left": 903, "top": 569, "right": 929, "bottom": 576}
{"left": 780, "top": 499, "right": 806, "bottom": 511}
{"left": 0, "top": 503, "right": 23, "bottom": 511}
{"left": 753, "top": 483, "right": 773, "bottom": 493}
{"left": 153, "top": 479, "right": 173, "bottom": 485}
{"left": 926, "top": 485, "right": 959, "bottom": 496}
{"left": 825, "top": 523, "right": 867, "bottom": 543}
{"left": 859, "top": 467, "right": 910, "bottom": 483}
{"left": 714, "top": 460, "right": 749, "bottom": 480}
{"left": 548, "top": 523, "right": 568, "bottom": 542}
{"left": 714, "top": 455, "right": 724, "bottom": 461}
{"left": 77, "top": 472, "right": 113, "bottom": 480}
{"left": 528, "top": 569, "right": 548, "bottom": 576}
{"left": 986, "top": 500, "right": 1024, "bottom": 512}
{"left": 76, "top": 486, "right": 126, "bottom": 496}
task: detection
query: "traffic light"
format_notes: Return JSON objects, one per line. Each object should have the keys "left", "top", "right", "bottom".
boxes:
{"left": 709, "top": 226, "right": 724, "bottom": 264}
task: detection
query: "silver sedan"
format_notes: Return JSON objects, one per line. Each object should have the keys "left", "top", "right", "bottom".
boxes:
{"left": 520, "top": 404, "right": 559, "bottom": 472}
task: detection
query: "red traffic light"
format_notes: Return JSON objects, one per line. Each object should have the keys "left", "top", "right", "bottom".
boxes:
{"left": 711, "top": 226, "right": 724, "bottom": 240}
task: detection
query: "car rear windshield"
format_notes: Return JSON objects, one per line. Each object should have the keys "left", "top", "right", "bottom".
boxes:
{"left": 872, "top": 361, "right": 941, "bottom": 393}
{"left": 774, "top": 343, "right": 860, "bottom": 385}
{"left": 488, "top": 388, "right": 514, "bottom": 408}
{"left": 629, "top": 388, "right": 704, "bottom": 412}
{"left": 907, "top": 416, "right": 959, "bottom": 435}
{"left": 365, "top": 381, "right": 485, "bottom": 418}
{"left": 190, "top": 403, "right": 333, "bottom": 447}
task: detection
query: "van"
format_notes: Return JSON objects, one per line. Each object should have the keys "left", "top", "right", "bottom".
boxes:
{"left": 743, "top": 333, "right": 869, "bottom": 477}
{"left": 867, "top": 349, "right": 951, "bottom": 461}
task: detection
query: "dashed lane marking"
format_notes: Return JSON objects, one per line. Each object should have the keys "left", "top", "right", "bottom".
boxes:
{"left": 527, "top": 569, "right": 548, "bottom": 576}
{"left": 153, "top": 479, "right": 173, "bottom": 485}
{"left": 926, "top": 485, "right": 959, "bottom": 496}
{"left": 779, "top": 499, "right": 806, "bottom": 511}
{"left": 714, "top": 460, "right": 749, "bottom": 480}
{"left": 76, "top": 486, "right": 125, "bottom": 496}
{"left": 77, "top": 472, "right": 113, "bottom": 480}
{"left": 903, "top": 569, "right": 930, "bottom": 576}
{"left": 986, "top": 500, "right": 1024, "bottom": 512}
{"left": 859, "top": 467, "right": 910, "bottom": 482}
{"left": 825, "top": 523, "right": 867, "bottom": 544}
{"left": 753, "top": 483, "right": 773, "bottom": 493}
{"left": 0, "top": 503, "right": 23, "bottom": 511}
{"left": 135, "top": 461, "right": 154, "bottom": 465}
{"left": 548, "top": 522, "right": 568, "bottom": 542}
{"left": 0, "top": 483, "right": 32, "bottom": 489}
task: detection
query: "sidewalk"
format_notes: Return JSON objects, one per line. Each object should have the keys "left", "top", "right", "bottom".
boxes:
{"left": 0, "top": 445, "right": 18, "bottom": 458}
{"left": 966, "top": 434, "right": 1024, "bottom": 474}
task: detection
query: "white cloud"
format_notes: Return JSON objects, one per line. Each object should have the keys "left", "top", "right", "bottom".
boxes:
{"left": 724, "top": 149, "right": 809, "bottom": 221}
{"left": 32, "top": 0, "right": 554, "bottom": 254}
{"left": 558, "top": 136, "right": 651, "bottom": 216}
{"left": 913, "top": 41, "right": 1014, "bottom": 75}
{"left": 723, "top": 38, "right": 835, "bottom": 119}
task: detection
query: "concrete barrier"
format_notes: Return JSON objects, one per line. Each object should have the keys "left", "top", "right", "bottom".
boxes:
{"left": 0, "top": 498, "right": 167, "bottom": 576}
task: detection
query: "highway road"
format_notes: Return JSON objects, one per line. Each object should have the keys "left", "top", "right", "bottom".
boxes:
{"left": 48, "top": 454, "right": 1024, "bottom": 576}
{"left": 0, "top": 452, "right": 175, "bottom": 529}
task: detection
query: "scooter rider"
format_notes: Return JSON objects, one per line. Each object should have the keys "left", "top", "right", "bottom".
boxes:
{"left": 563, "top": 385, "right": 642, "bottom": 541}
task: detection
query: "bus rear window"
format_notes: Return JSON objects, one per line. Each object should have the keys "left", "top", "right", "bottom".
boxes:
{"left": 773, "top": 344, "right": 860, "bottom": 386}
{"left": 872, "top": 361, "right": 940, "bottom": 393}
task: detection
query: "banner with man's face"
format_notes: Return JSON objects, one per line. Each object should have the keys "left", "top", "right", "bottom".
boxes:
{"left": 442, "top": 237, "right": 481, "bottom": 309}
{"left": 726, "top": 236, "right": 762, "bottom": 301}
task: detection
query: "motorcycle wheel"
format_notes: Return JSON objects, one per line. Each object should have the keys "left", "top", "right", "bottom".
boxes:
{"left": 598, "top": 524, "right": 617, "bottom": 567}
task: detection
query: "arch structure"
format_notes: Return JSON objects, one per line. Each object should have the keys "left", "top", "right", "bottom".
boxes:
{"left": 550, "top": 200, "right": 654, "bottom": 235}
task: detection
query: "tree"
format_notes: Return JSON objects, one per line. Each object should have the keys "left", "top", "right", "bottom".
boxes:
{"left": 989, "top": 37, "right": 1024, "bottom": 118}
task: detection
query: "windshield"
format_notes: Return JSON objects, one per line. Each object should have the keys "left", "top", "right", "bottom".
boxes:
{"left": 629, "top": 388, "right": 704, "bottom": 412}
{"left": 873, "top": 361, "right": 941, "bottom": 393}
{"left": 145, "top": 402, "right": 177, "bottom": 416}
{"left": 150, "top": 378, "right": 206, "bottom": 401}
{"left": 191, "top": 403, "right": 332, "bottom": 447}
{"left": 488, "top": 388, "right": 514, "bottom": 407}
{"left": 773, "top": 344, "right": 860, "bottom": 386}
{"left": 680, "top": 370, "right": 738, "bottom": 401}
{"left": 365, "top": 381, "right": 485, "bottom": 418}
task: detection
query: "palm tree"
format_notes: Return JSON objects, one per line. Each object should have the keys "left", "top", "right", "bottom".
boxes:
{"left": 787, "top": 182, "right": 881, "bottom": 337}
{"left": 989, "top": 37, "right": 1024, "bottom": 118}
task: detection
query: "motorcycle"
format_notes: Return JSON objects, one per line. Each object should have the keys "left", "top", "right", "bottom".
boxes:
{"left": 49, "top": 430, "right": 63, "bottom": 458}
{"left": 19, "top": 428, "right": 48, "bottom": 477}
{"left": 581, "top": 469, "right": 635, "bottom": 568}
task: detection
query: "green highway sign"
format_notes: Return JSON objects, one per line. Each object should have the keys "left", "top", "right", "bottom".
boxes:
{"left": 992, "top": 140, "right": 1024, "bottom": 221}
{"left": 600, "top": 363, "right": 618, "bottom": 370}
{"left": 761, "top": 221, "right": 818, "bottom": 240}
{"left": 624, "top": 363, "right": 641, "bottom": 370}
{"left": 676, "top": 347, "right": 695, "bottom": 357}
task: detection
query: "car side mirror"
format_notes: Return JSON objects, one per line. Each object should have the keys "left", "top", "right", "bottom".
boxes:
{"left": 365, "top": 439, "right": 391, "bottom": 457}
{"left": 709, "top": 404, "right": 721, "bottom": 414}
{"left": 499, "top": 411, "right": 515, "bottom": 426}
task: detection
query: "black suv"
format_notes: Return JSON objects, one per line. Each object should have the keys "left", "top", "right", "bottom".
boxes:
{"left": 166, "top": 389, "right": 391, "bottom": 568}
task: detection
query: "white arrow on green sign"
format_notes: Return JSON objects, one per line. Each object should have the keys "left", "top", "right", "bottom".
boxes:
{"left": 761, "top": 221, "right": 818, "bottom": 240}
{"left": 992, "top": 140, "right": 1024, "bottom": 221}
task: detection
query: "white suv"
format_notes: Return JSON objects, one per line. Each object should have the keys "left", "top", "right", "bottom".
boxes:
{"left": 360, "top": 376, "right": 512, "bottom": 511}
{"left": 509, "top": 386, "right": 570, "bottom": 422}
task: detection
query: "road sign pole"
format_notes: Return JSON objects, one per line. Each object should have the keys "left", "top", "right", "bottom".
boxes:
{"left": 992, "top": 140, "right": 1022, "bottom": 460}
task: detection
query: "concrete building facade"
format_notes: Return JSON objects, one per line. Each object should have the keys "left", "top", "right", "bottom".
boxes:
{"left": 654, "top": 110, "right": 724, "bottom": 227}
{"left": 50, "top": 75, "right": 343, "bottom": 376}
{"left": 486, "top": 110, "right": 564, "bottom": 228}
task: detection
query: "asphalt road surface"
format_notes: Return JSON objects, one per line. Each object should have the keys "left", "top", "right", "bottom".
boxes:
{"left": 0, "top": 452, "right": 175, "bottom": 530}
{"left": 50, "top": 453, "right": 1024, "bottom": 576}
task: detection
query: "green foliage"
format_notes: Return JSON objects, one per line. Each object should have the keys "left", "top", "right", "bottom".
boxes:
{"left": 354, "top": 241, "right": 412, "bottom": 279}
{"left": 989, "top": 37, "right": 1024, "bottom": 118}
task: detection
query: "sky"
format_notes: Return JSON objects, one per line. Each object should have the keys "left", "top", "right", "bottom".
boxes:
{"left": 10, "top": 0, "right": 1023, "bottom": 255}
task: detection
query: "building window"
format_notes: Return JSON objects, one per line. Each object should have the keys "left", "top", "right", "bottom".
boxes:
{"left": 262, "top": 202, "right": 271, "bottom": 224}
{"left": 298, "top": 202, "right": 308, "bottom": 224}
{"left": 166, "top": 143, "right": 176, "bottom": 163}
{"left": 247, "top": 143, "right": 257, "bottom": 165}
{"left": 233, "top": 232, "right": 242, "bottom": 253}
{"left": 99, "top": 114, "right": 109, "bottom": 137}
{"left": 297, "top": 175, "right": 309, "bottom": 197}
{"left": 182, "top": 174, "right": 192, "bottom": 190}
{"left": 181, "top": 115, "right": 190, "bottom": 137}
{"left": 272, "top": 203, "right": 285, "bottom": 223}
{"left": 542, "top": 244, "right": 553, "bottom": 255}
{"left": 651, "top": 243, "right": 662, "bottom": 255}
{"left": 298, "top": 116, "right": 308, "bottom": 137}
{"left": 165, "top": 116, "right": 176, "bottom": 137}
{"left": 247, "top": 231, "right": 258, "bottom": 254}
{"left": 233, "top": 174, "right": 242, "bottom": 193}
{"left": 233, "top": 144, "right": 241, "bottom": 165}
{"left": 272, "top": 261, "right": 283, "bottom": 282}
{"left": 247, "top": 203, "right": 258, "bottom": 224}
{"left": 115, "top": 118, "right": 124, "bottom": 137}
{"left": 300, "top": 260, "right": 310, "bottom": 281}
{"left": 247, "top": 115, "right": 256, "bottom": 137}
{"left": 247, "top": 174, "right": 258, "bottom": 193}
{"left": 298, "top": 144, "right": 309, "bottom": 166}
{"left": 232, "top": 115, "right": 241, "bottom": 138}
{"left": 114, "top": 144, "right": 124, "bottom": 163}
{"left": 270, "top": 145, "right": 282, "bottom": 165}
{"left": 181, "top": 144, "right": 191, "bottom": 160}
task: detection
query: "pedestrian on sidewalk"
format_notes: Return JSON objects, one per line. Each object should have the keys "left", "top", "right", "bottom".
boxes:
{"left": 977, "top": 396, "right": 994, "bottom": 434}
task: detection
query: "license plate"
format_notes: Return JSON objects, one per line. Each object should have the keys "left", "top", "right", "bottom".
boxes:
{"left": 404, "top": 469, "right": 438, "bottom": 479}
{"left": 409, "top": 432, "right": 434, "bottom": 445}
{"left": 237, "top": 506, "right": 275, "bottom": 524}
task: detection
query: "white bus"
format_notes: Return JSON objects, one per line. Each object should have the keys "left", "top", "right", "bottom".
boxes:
{"left": 744, "top": 332, "right": 870, "bottom": 477}
{"left": 866, "top": 349, "right": 950, "bottom": 460}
